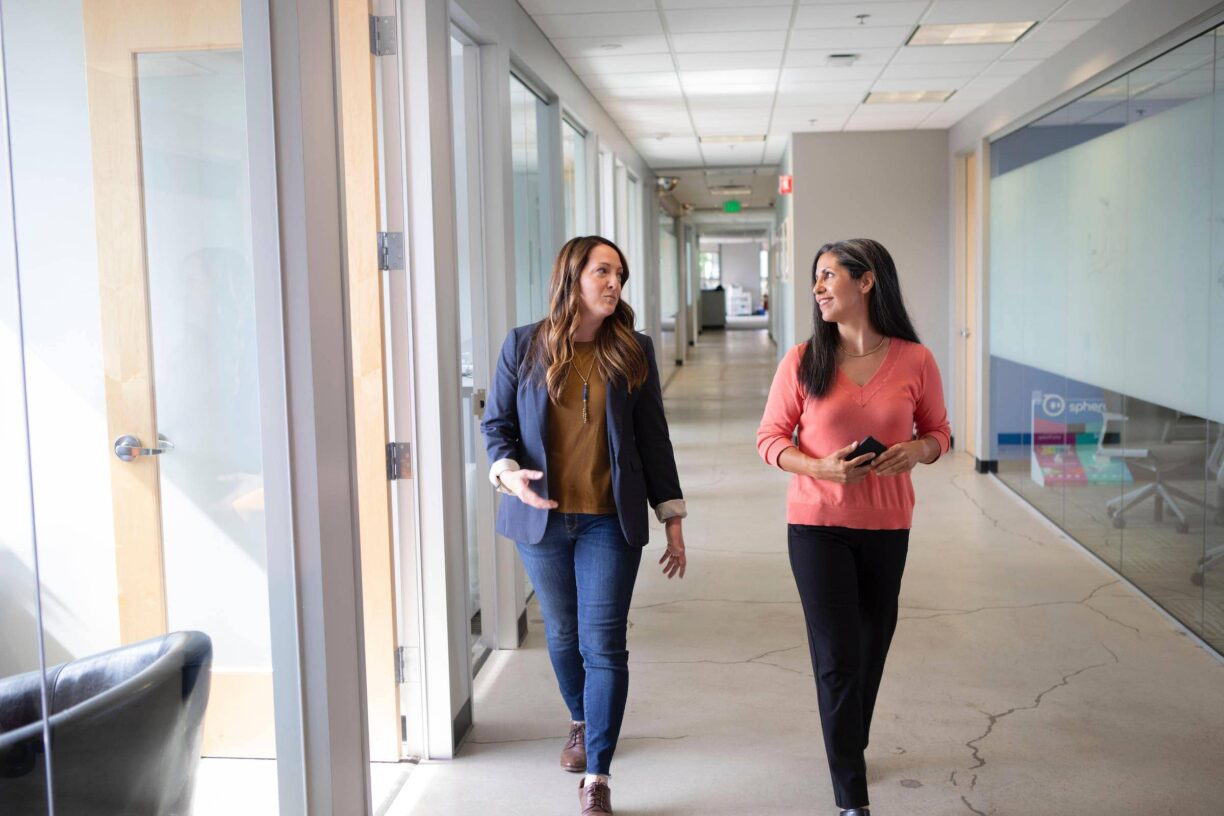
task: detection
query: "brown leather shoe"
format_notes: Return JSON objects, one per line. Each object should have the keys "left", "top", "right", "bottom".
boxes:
{"left": 578, "top": 778, "right": 612, "bottom": 815}
{"left": 560, "top": 722, "right": 586, "bottom": 772}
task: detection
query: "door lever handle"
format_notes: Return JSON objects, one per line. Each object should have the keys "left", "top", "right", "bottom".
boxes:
{"left": 114, "top": 433, "right": 174, "bottom": 462}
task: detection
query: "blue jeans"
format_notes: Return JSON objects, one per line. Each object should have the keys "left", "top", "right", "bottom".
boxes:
{"left": 516, "top": 512, "right": 642, "bottom": 776}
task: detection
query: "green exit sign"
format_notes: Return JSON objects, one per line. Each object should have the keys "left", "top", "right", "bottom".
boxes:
{"left": 723, "top": 199, "right": 742, "bottom": 213}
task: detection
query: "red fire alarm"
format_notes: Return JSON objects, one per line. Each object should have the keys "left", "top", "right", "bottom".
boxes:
{"left": 778, "top": 174, "right": 793, "bottom": 195}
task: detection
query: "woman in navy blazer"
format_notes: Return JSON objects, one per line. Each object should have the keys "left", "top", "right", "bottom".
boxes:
{"left": 481, "top": 235, "right": 687, "bottom": 816}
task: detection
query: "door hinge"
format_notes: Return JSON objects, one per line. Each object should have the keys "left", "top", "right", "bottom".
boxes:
{"left": 386, "top": 441, "right": 412, "bottom": 480}
{"left": 377, "top": 231, "right": 404, "bottom": 271}
{"left": 394, "top": 645, "right": 417, "bottom": 684}
{"left": 369, "top": 15, "right": 397, "bottom": 56}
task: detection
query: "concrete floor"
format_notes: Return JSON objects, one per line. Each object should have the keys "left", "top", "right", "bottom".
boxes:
{"left": 389, "top": 329, "right": 1224, "bottom": 816}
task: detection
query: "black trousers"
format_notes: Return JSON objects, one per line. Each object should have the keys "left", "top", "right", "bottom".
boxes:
{"left": 788, "top": 524, "right": 910, "bottom": 809}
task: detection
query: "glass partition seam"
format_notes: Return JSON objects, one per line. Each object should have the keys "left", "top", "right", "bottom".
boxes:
{"left": 0, "top": 7, "right": 56, "bottom": 808}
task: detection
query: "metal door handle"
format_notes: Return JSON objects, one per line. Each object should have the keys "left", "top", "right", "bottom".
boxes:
{"left": 114, "top": 433, "right": 174, "bottom": 462}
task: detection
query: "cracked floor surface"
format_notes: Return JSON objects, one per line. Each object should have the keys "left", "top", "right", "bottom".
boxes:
{"left": 388, "top": 330, "right": 1224, "bottom": 816}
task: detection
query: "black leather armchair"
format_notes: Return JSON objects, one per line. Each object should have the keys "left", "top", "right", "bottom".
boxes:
{"left": 0, "top": 631, "right": 212, "bottom": 815}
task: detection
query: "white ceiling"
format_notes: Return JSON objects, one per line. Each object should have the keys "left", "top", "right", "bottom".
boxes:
{"left": 521, "top": 0, "right": 1138, "bottom": 186}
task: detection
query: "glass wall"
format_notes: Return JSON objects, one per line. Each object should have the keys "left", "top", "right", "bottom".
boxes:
{"left": 510, "top": 75, "right": 550, "bottom": 324}
{"left": 989, "top": 27, "right": 1224, "bottom": 654}
{"left": 0, "top": 0, "right": 281, "bottom": 809}
{"left": 660, "top": 218, "right": 679, "bottom": 357}
{"left": 624, "top": 172, "right": 643, "bottom": 328}
{"left": 562, "top": 119, "right": 587, "bottom": 240}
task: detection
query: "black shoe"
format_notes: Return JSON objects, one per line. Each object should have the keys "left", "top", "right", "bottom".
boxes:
{"left": 840, "top": 809, "right": 870, "bottom": 816}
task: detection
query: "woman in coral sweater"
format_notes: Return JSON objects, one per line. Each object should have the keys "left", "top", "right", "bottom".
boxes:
{"left": 757, "top": 238, "right": 950, "bottom": 816}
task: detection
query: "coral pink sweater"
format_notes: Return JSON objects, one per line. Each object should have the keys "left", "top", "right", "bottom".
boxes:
{"left": 757, "top": 339, "right": 951, "bottom": 530}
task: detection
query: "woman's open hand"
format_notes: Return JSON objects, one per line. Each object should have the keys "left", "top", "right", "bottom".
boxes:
{"left": 658, "top": 518, "right": 686, "bottom": 579}
{"left": 497, "top": 469, "right": 559, "bottom": 510}
{"left": 809, "top": 440, "right": 876, "bottom": 485}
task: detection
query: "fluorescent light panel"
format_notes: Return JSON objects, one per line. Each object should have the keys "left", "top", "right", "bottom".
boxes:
{"left": 864, "top": 89, "right": 954, "bottom": 104}
{"left": 698, "top": 135, "right": 766, "bottom": 144}
{"left": 708, "top": 185, "right": 753, "bottom": 196}
{"left": 908, "top": 21, "right": 1035, "bottom": 46}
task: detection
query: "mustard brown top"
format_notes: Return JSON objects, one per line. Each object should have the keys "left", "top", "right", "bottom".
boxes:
{"left": 546, "top": 342, "right": 615, "bottom": 514}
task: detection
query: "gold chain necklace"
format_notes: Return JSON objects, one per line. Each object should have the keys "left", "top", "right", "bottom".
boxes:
{"left": 569, "top": 354, "right": 599, "bottom": 424}
{"left": 840, "top": 336, "right": 887, "bottom": 358}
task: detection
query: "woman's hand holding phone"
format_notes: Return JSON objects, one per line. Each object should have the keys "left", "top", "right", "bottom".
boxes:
{"left": 808, "top": 440, "right": 877, "bottom": 485}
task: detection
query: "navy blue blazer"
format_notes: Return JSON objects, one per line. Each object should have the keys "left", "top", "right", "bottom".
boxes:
{"left": 480, "top": 323, "right": 684, "bottom": 547}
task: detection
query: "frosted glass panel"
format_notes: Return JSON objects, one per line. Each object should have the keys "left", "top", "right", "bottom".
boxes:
{"left": 138, "top": 50, "right": 270, "bottom": 670}
{"left": 989, "top": 30, "right": 1222, "bottom": 654}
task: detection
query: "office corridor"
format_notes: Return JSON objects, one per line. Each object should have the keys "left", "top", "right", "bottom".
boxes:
{"left": 390, "top": 330, "right": 1224, "bottom": 816}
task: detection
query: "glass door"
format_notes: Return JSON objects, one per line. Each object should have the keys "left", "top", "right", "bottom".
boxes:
{"left": 450, "top": 29, "right": 495, "bottom": 672}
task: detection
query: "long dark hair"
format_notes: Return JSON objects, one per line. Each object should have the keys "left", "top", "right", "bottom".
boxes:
{"left": 525, "top": 235, "right": 648, "bottom": 402}
{"left": 797, "top": 238, "right": 921, "bottom": 399}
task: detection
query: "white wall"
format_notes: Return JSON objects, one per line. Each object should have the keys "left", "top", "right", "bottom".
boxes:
{"left": 718, "top": 241, "right": 764, "bottom": 312}
{"left": 788, "top": 131, "right": 951, "bottom": 395}
{"left": 0, "top": 0, "right": 120, "bottom": 674}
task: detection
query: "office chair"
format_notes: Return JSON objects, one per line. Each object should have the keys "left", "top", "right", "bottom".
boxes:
{"left": 1191, "top": 433, "right": 1224, "bottom": 585}
{"left": 1100, "top": 412, "right": 1213, "bottom": 534}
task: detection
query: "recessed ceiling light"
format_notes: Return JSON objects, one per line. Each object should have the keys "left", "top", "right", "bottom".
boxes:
{"left": 699, "top": 135, "right": 766, "bottom": 144}
{"left": 708, "top": 185, "right": 753, "bottom": 196}
{"left": 599, "top": 43, "right": 623, "bottom": 51}
{"left": 864, "top": 90, "right": 955, "bottom": 104}
{"left": 907, "top": 21, "right": 1035, "bottom": 46}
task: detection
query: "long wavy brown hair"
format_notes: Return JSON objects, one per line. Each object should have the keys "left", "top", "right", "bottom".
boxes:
{"left": 525, "top": 235, "right": 648, "bottom": 403}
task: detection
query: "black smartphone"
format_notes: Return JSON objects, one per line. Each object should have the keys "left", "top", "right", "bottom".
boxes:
{"left": 845, "top": 435, "right": 888, "bottom": 463}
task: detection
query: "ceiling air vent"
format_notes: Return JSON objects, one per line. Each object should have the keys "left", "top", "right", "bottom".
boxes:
{"left": 826, "top": 53, "right": 860, "bottom": 67}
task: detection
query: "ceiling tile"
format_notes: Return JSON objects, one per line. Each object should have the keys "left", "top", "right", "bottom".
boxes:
{"left": 582, "top": 71, "right": 681, "bottom": 91}
{"left": 780, "top": 78, "right": 876, "bottom": 96}
{"left": 662, "top": 0, "right": 786, "bottom": 7}
{"left": 681, "top": 69, "right": 780, "bottom": 90}
{"left": 676, "top": 51, "right": 783, "bottom": 71}
{"left": 567, "top": 53, "right": 676, "bottom": 75}
{"left": 664, "top": 6, "right": 793, "bottom": 33}
{"left": 785, "top": 48, "right": 897, "bottom": 67}
{"left": 688, "top": 95, "right": 775, "bottom": 112}
{"left": 794, "top": 2, "right": 928, "bottom": 28}
{"left": 1024, "top": 19, "right": 1099, "bottom": 42}
{"left": 921, "top": 0, "right": 1064, "bottom": 25}
{"left": 670, "top": 30, "right": 789, "bottom": 52}
{"left": 550, "top": 35, "right": 670, "bottom": 58}
{"left": 892, "top": 43, "right": 1011, "bottom": 63}
{"left": 789, "top": 26, "right": 914, "bottom": 49}
{"left": 533, "top": 12, "right": 663, "bottom": 39}
{"left": 778, "top": 85, "right": 872, "bottom": 105}
{"left": 781, "top": 64, "right": 886, "bottom": 82}
{"left": 592, "top": 85, "right": 685, "bottom": 101}
{"left": 1002, "top": 38, "right": 1072, "bottom": 60}
{"left": 702, "top": 143, "right": 769, "bottom": 167}
{"left": 871, "top": 76, "right": 970, "bottom": 92}
{"left": 520, "top": 0, "right": 655, "bottom": 13}
{"left": 880, "top": 61, "right": 991, "bottom": 79}
{"left": 685, "top": 83, "right": 778, "bottom": 99}
{"left": 1048, "top": 0, "right": 1134, "bottom": 20}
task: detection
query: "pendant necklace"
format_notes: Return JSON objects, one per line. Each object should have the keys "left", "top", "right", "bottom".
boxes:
{"left": 571, "top": 354, "right": 598, "bottom": 424}
{"left": 840, "top": 335, "right": 887, "bottom": 358}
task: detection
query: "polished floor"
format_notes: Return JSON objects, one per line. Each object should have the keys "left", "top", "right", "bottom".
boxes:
{"left": 389, "top": 330, "right": 1224, "bottom": 816}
